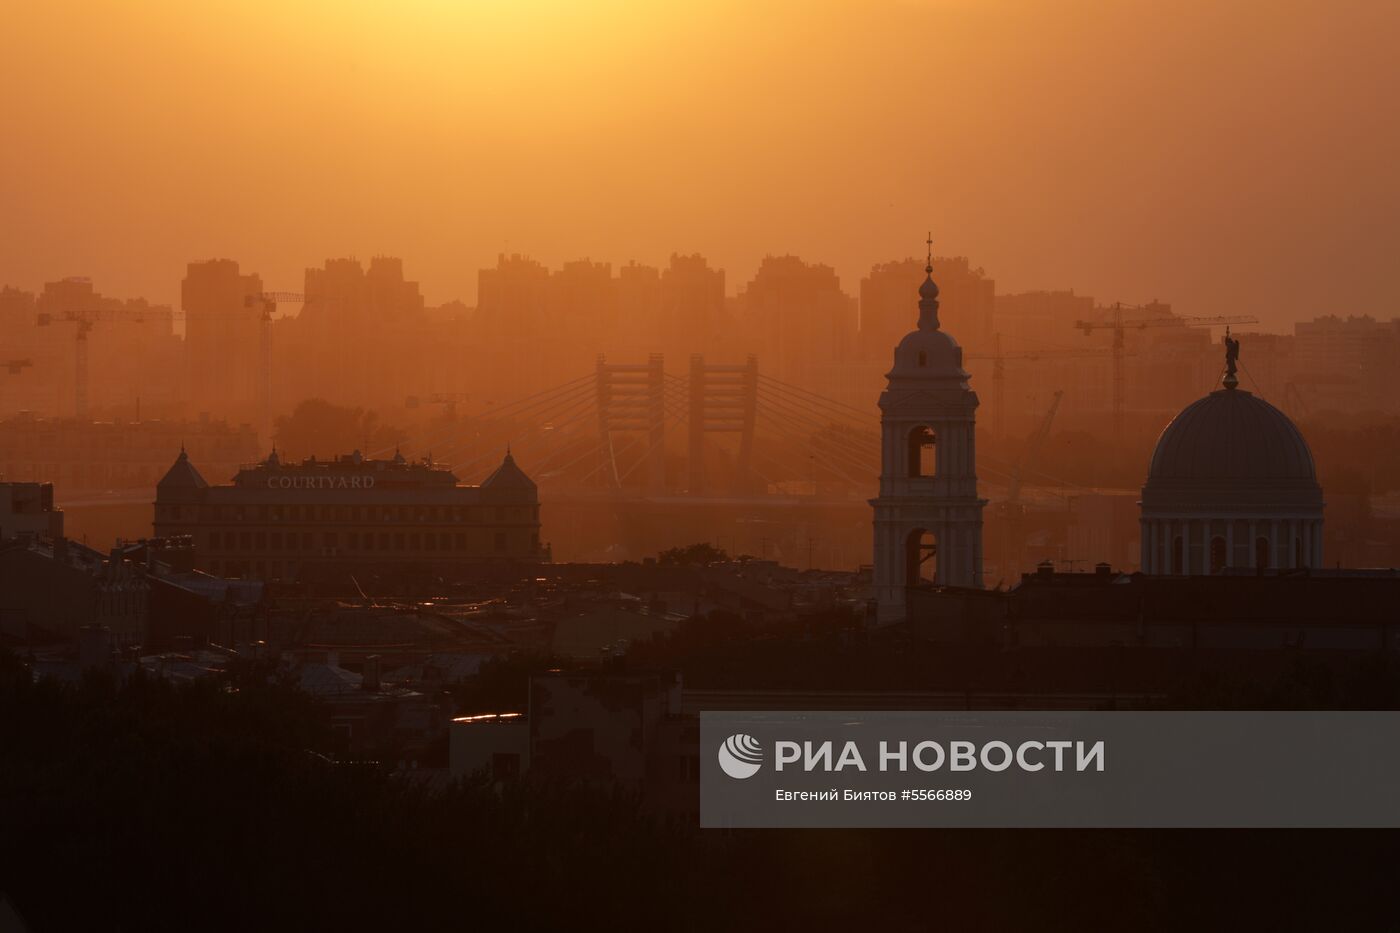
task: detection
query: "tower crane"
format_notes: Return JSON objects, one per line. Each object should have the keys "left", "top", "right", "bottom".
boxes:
{"left": 1073, "top": 302, "right": 1259, "bottom": 439}
{"left": 966, "top": 336, "right": 1112, "bottom": 438}
{"left": 36, "top": 307, "right": 181, "bottom": 420}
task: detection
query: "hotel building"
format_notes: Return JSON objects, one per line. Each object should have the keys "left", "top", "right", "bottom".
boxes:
{"left": 153, "top": 448, "right": 544, "bottom": 581}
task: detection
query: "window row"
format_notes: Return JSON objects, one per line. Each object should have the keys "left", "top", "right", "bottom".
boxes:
{"left": 208, "top": 529, "right": 513, "bottom": 553}
{"left": 164, "top": 503, "right": 536, "bottom": 524}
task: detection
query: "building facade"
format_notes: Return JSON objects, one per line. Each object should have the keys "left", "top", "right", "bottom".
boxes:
{"left": 0, "top": 482, "right": 63, "bottom": 541}
{"left": 871, "top": 249, "right": 986, "bottom": 624}
{"left": 153, "top": 448, "right": 545, "bottom": 581}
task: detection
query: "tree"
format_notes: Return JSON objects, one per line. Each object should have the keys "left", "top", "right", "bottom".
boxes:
{"left": 273, "top": 398, "right": 406, "bottom": 459}
{"left": 657, "top": 542, "right": 729, "bottom": 566}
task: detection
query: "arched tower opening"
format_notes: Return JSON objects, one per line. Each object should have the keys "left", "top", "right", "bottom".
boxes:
{"left": 904, "top": 527, "right": 937, "bottom": 586}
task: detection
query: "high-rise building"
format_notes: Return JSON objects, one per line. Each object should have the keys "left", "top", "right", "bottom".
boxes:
{"left": 739, "top": 255, "right": 855, "bottom": 388}
{"left": 276, "top": 256, "right": 430, "bottom": 412}
{"left": 183, "top": 259, "right": 264, "bottom": 421}
{"left": 661, "top": 253, "right": 728, "bottom": 358}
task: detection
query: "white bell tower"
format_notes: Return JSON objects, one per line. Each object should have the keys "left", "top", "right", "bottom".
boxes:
{"left": 870, "top": 237, "right": 986, "bottom": 624}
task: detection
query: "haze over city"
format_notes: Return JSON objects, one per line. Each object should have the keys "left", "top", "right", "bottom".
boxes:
{"left": 5, "top": 3, "right": 1400, "bottom": 930}
{"left": 4, "top": 0, "right": 1399, "bottom": 324}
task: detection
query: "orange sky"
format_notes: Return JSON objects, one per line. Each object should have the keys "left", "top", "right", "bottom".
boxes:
{"left": 3, "top": 0, "right": 1397, "bottom": 325}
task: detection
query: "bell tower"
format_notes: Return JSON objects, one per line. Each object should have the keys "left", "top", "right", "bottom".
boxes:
{"left": 870, "top": 237, "right": 986, "bottom": 624}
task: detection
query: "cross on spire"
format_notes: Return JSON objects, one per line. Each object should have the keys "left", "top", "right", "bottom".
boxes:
{"left": 925, "top": 231, "right": 933, "bottom": 274}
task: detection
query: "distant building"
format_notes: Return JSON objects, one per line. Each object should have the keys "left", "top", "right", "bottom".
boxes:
{"left": 275, "top": 256, "right": 431, "bottom": 414}
{"left": 992, "top": 289, "right": 1094, "bottom": 349}
{"left": 0, "top": 482, "right": 62, "bottom": 541}
{"left": 739, "top": 255, "right": 856, "bottom": 388}
{"left": 182, "top": 259, "right": 264, "bottom": 423}
{"left": 1292, "top": 314, "right": 1400, "bottom": 413}
{"left": 152, "top": 447, "right": 546, "bottom": 581}
{"left": 0, "top": 413, "right": 258, "bottom": 493}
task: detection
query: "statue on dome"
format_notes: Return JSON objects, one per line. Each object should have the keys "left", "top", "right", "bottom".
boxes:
{"left": 1223, "top": 328, "right": 1240, "bottom": 389}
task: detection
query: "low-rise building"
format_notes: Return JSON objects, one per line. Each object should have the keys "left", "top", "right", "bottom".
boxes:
{"left": 0, "top": 482, "right": 62, "bottom": 541}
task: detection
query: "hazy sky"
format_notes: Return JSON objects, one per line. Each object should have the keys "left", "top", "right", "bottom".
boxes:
{"left": 3, "top": 0, "right": 1397, "bottom": 326}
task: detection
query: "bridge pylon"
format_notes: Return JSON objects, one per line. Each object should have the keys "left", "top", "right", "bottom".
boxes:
{"left": 688, "top": 354, "right": 758, "bottom": 496}
{"left": 595, "top": 353, "right": 666, "bottom": 491}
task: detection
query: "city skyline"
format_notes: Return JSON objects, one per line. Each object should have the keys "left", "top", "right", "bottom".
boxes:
{"left": 3, "top": 1, "right": 1399, "bottom": 326}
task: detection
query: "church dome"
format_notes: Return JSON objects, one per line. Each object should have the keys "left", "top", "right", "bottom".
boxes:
{"left": 1138, "top": 333, "right": 1323, "bottom": 575}
{"left": 886, "top": 267, "right": 968, "bottom": 382}
{"left": 891, "top": 327, "right": 964, "bottom": 378}
{"left": 1146, "top": 388, "right": 1318, "bottom": 488}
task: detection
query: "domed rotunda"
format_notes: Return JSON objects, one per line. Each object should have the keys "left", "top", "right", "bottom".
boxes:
{"left": 1140, "top": 333, "right": 1323, "bottom": 574}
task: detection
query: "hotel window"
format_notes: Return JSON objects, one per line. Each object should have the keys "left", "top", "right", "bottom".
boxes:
{"left": 363, "top": 533, "right": 373, "bottom": 551}
{"left": 324, "top": 532, "right": 338, "bottom": 549}
{"left": 425, "top": 534, "right": 436, "bottom": 551}
{"left": 240, "top": 532, "right": 251, "bottom": 549}
{"left": 409, "top": 533, "right": 421, "bottom": 550}
{"left": 394, "top": 533, "right": 405, "bottom": 550}
{"left": 454, "top": 533, "right": 466, "bottom": 550}
{"left": 348, "top": 532, "right": 359, "bottom": 549}
{"left": 208, "top": 532, "right": 219, "bottom": 551}
{"left": 494, "top": 531, "right": 506, "bottom": 552}
{"left": 271, "top": 532, "right": 282, "bottom": 549}
{"left": 302, "top": 532, "right": 313, "bottom": 550}
{"left": 440, "top": 533, "right": 451, "bottom": 550}
{"left": 379, "top": 533, "right": 390, "bottom": 550}
{"left": 254, "top": 532, "right": 266, "bottom": 549}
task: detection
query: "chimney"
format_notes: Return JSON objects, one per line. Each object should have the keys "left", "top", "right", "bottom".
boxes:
{"left": 1095, "top": 562, "right": 1113, "bottom": 577}
{"left": 1036, "top": 560, "right": 1055, "bottom": 578}
{"left": 363, "top": 654, "right": 382, "bottom": 692}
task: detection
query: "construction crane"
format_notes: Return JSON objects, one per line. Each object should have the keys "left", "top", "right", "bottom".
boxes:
{"left": 36, "top": 307, "right": 181, "bottom": 420}
{"left": 1073, "top": 302, "right": 1259, "bottom": 439}
{"left": 966, "top": 335, "right": 1111, "bottom": 438}
{"left": 998, "top": 389, "right": 1063, "bottom": 585}
{"left": 244, "top": 292, "right": 305, "bottom": 439}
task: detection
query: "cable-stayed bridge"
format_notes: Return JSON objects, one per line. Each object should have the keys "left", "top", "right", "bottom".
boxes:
{"left": 388, "top": 354, "right": 885, "bottom": 504}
